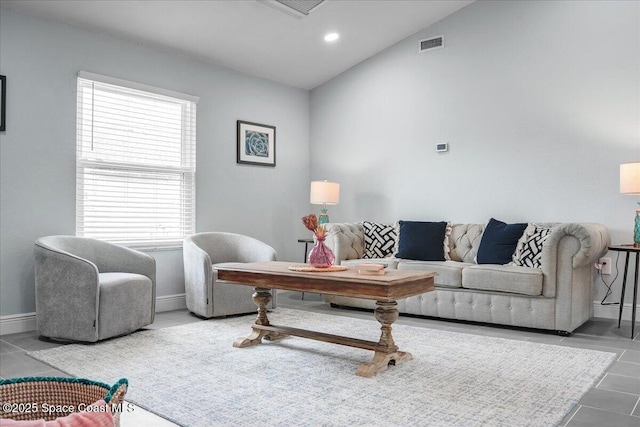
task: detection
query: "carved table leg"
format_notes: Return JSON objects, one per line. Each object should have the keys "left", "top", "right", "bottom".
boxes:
{"left": 357, "top": 301, "right": 413, "bottom": 377}
{"left": 234, "top": 287, "right": 286, "bottom": 348}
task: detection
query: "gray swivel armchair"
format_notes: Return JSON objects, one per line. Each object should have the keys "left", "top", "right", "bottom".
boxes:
{"left": 34, "top": 236, "right": 156, "bottom": 342}
{"left": 183, "top": 232, "right": 277, "bottom": 318}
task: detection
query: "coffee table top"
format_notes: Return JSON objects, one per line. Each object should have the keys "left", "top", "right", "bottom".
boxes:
{"left": 215, "top": 261, "right": 436, "bottom": 302}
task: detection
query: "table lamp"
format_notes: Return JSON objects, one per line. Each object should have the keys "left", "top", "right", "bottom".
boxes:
{"left": 620, "top": 161, "right": 640, "bottom": 247}
{"left": 310, "top": 180, "right": 340, "bottom": 224}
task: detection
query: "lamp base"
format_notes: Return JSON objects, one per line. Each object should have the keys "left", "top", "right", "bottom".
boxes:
{"left": 318, "top": 213, "right": 329, "bottom": 224}
{"left": 318, "top": 206, "right": 330, "bottom": 224}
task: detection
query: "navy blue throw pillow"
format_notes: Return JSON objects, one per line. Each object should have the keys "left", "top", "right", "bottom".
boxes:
{"left": 395, "top": 221, "right": 447, "bottom": 261}
{"left": 476, "top": 218, "right": 528, "bottom": 265}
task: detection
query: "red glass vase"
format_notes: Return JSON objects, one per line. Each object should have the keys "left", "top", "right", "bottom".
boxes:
{"left": 308, "top": 237, "right": 335, "bottom": 268}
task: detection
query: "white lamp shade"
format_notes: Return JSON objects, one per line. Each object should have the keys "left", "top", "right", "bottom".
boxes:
{"left": 310, "top": 181, "right": 340, "bottom": 205}
{"left": 620, "top": 162, "right": 640, "bottom": 195}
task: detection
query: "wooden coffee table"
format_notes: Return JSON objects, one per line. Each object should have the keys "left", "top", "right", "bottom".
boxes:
{"left": 215, "top": 261, "right": 436, "bottom": 377}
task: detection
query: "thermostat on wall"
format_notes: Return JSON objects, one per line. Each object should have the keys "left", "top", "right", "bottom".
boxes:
{"left": 436, "top": 143, "right": 448, "bottom": 152}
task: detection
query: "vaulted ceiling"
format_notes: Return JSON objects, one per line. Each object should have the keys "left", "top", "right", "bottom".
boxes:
{"left": 1, "top": 0, "right": 473, "bottom": 89}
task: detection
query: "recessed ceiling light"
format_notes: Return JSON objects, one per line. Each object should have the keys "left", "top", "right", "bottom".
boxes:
{"left": 324, "top": 33, "right": 339, "bottom": 42}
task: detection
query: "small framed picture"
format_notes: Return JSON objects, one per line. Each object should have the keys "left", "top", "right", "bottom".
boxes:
{"left": 237, "top": 120, "right": 276, "bottom": 167}
{"left": 0, "top": 75, "right": 5, "bottom": 132}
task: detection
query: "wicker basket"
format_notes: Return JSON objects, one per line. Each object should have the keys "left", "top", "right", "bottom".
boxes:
{"left": 0, "top": 377, "right": 128, "bottom": 426}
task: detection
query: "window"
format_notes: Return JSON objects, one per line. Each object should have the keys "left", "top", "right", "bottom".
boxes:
{"left": 76, "top": 72, "right": 197, "bottom": 249}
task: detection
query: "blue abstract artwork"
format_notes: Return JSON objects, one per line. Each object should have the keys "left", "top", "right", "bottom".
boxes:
{"left": 245, "top": 131, "right": 269, "bottom": 157}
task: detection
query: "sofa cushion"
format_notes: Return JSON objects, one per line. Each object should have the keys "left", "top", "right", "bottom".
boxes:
{"left": 362, "top": 221, "right": 397, "bottom": 259}
{"left": 98, "top": 272, "right": 153, "bottom": 339}
{"left": 511, "top": 224, "right": 553, "bottom": 269}
{"left": 476, "top": 218, "right": 528, "bottom": 265}
{"left": 398, "top": 260, "right": 471, "bottom": 288}
{"left": 395, "top": 220, "right": 447, "bottom": 261}
{"left": 462, "top": 264, "right": 543, "bottom": 296}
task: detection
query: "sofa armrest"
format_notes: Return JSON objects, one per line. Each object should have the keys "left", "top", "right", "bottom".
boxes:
{"left": 540, "top": 223, "right": 610, "bottom": 328}
{"left": 323, "top": 223, "right": 365, "bottom": 264}
{"left": 34, "top": 241, "right": 100, "bottom": 341}
{"left": 545, "top": 223, "right": 610, "bottom": 269}
{"left": 183, "top": 238, "right": 214, "bottom": 317}
{"left": 541, "top": 223, "right": 610, "bottom": 297}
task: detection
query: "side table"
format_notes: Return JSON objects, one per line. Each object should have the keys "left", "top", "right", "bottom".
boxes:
{"left": 608, "top": 244, "right": 639, "bottom": 339}
{"left": 297, "top": 238, "right": 314, "bottom": 300}
{"left": 297, "top": 238, "right": 314, "bottom": 263}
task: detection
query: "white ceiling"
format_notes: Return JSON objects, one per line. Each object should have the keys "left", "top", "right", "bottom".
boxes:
{"left": 1, "top": 0, "right": 473, "bottom": 90}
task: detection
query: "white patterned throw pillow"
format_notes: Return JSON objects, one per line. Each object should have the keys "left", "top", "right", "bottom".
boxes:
{"left": 511, "top": 224, "right": 553, "bottom": 269}
{"left": 444, "top": 223, "right": 452, "bottom": 261}
{"left": 363, "top": 221, "right": 398, "bottom": 259}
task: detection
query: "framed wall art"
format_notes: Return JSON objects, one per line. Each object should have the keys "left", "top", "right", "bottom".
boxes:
{"left": 237, "top": 120, "right": 276, "bottom": 167}
{"left": 0, "top": 75, "right": 5, "bottom": 132}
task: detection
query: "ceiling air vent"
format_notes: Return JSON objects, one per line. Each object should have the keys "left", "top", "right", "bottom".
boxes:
{"left": 418, "top": 35, "right": 444, "bottom": 53}
{"left": 263, "top": 0, "right": 326, "bottom": 18}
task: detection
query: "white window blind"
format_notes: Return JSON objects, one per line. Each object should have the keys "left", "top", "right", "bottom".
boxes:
{"left": 76, "top": 72, "right": 197, "bottom": 249}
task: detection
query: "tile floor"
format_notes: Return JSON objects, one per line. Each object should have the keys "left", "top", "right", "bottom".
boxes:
{"left": 1, "top": 292, "right": 639, "bottom": 426}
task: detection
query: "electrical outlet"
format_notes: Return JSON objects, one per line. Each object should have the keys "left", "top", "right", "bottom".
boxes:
{"left": 599, "top": 257, "right": 612, "bottom": 275}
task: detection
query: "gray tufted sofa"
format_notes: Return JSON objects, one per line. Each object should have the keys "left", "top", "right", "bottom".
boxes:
{"left": 323, "top": 222, "right": 610, "bottom": 334}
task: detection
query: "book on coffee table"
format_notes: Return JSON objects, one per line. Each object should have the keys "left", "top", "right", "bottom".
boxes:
{"left": 357, "top": 263, "right": 385, "bottom": 275}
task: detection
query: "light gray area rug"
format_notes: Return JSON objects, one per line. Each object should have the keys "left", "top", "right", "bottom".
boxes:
{"left": 29, "top": 308, "right": 615, "bottom": 427}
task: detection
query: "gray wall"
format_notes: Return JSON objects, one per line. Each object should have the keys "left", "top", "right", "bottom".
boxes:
{"left": 1, "top": 1, "right": 639, "bottom": 318}
{"left": 0, "top": 9, "right": 310, "bottom": 316}
{"left": 310, "top": 0, "right": 640, "bottom": 303}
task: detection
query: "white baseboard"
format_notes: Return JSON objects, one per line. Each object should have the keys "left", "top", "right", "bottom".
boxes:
{"left": 0, "top": 294, "right": 187, "bottom": 336}
{"left": 155, "top": 293, "right": 187, "bottom": 312}
{"left": 593, "top": 301, "right": 637, "bottom": 321}
{"left": 0, "top": 312, "right": 37, "bottom": 336}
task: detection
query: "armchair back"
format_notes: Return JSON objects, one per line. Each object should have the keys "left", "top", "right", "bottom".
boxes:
{"left": 187, "top": 232, "right": 276, "bottom": 264}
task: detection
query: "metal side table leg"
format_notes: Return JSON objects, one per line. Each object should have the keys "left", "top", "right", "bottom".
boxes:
{"left": 618, "top": 252, "right": 630, "bottom": 328}
{"left": 632, "top": 252, "right": 639, "bottom": 339}
{"left": 297, "top": 238, "right": 313, "bottom": 301}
